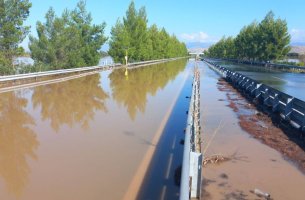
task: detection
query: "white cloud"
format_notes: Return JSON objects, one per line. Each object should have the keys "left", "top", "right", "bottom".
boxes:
{"left": 180, "top": 31, "right": 218, "bottom": 43}
{"left": 290, "top": 29, "right": 305, "bottom": 43}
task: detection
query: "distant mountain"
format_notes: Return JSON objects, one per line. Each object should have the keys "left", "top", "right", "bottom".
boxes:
{"left": 188, "top": 48, "right": 208, "bottom": 54}
{"left": 290, "top": 42, "right": 305, "bottom": 47}
{"left": 186, "top": 42, "right": 213, "bottom": 49}
{"left": 289, "top": 46, "right": 305, "bottom": 55}
{"left": 186, "top": 42, "right": 212, "bottom": 54}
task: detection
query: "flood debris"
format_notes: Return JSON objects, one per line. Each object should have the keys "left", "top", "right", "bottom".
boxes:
{"left": 251, "top": 188, "right": 271, "bottom": 199}
{"left": 203, "top": 154, "right": 231, "bottom": 166}
{"left": 203, "top": 152, "right": 247, "bottom": 167}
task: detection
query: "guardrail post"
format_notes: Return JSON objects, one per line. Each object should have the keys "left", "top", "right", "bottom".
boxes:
{"left": 190, "top": 152, "right": 202, "bottom": 198}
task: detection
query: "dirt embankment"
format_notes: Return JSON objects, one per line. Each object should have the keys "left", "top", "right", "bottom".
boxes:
{"left": 217, "top": 78, "right": 305, "bottom": 173}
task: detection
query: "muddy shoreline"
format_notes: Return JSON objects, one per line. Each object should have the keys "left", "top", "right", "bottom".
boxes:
{"left": 217, "top": 78, "right": 305, "bottom": 174}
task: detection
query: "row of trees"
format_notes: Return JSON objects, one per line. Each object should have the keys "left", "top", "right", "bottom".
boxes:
{"left": 0, "top": 0, "right": 187, "bottom": 75}
{"left": 109, "top": 1, "right": 187, "bottom": 63}
{"left": 204, "top": 11, "right": 291, "bottom": 62}
{"left": 29, "top": 1, "right": 107, "bottom": 69}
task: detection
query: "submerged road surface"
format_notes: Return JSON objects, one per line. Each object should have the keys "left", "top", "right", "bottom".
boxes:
{"left": 0, "top": 59, "right": 191, "bottom": 200}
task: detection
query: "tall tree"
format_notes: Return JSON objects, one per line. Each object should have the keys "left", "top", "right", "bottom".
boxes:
{"left": 69, "top": 1, "right": 107, "bottom": 65}
{"left": 235, "top": 22, "right": 259, "bottom": 61}
{"left": 0, "top": 0, "right": 31, "bottom": 73}
{"left": 257, "top": 11, "right": 290, "bottom": 61}
{"left": 206, "top": 11, "right": 291, "bottom": 63}
{"left": 108, "top": 19, "right": 129, "bottom": 64}
{"left": 109, "top": 1, "right": 187, "bottom": 63}
{"left": 148, "top": 24, "right": 162, "bottom": 59}
{"left": 29, "top": 0, "right": 107, "bottom": 69}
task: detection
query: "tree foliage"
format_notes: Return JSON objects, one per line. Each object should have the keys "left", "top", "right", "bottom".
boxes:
{"left": 205, "top": 11, "right": 291, "bottom": 62}
{"left": 109, "top": 1, "right": 187, "bottom": 63}
{"left": 235, "top": 22, "right": 259, "bottom": 61}
{"left": 0, "top": 0, "right": 31, "bottom": 74}
{"left": 29, "top": 1, "right": 107, "bottom": 69}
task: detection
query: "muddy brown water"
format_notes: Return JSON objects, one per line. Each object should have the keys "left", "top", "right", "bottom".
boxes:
{"left": 2, "top": 59, "right": 305, "bottom": 200}
{"left": 200, "top": 61, "right": 305, "bottom": 200}
{"left": 0, "top": 59, "right": 189, "bottom": 200}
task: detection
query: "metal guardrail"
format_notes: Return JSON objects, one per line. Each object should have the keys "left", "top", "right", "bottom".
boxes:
{"left": 0, "top": 65, "right": 114, "bottom": 82}
{"left": 0, "top": 58, "right": 186, "bottom": 94}
{"left": 0, "top": 57, "right": 185, "bottom": 84}
{"left": 180, "top": 66, "right": 202, "bottom": 200}
{"left": 204, "top": 59, "right": 305, "bottom": 133}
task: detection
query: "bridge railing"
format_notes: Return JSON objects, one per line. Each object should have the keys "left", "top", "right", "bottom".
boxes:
{"left": 204, "top": 58, "right": 305, "bottom": 133}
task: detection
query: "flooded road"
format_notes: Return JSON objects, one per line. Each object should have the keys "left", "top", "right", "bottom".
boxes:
{"left": 200, "top": 61, "right": 305, "bottom": 200}
{"left": 0, "top": 59, "right": 189, "bottom": 200}
{"left": 215, "top": 60, "right": 305, "bottom": 101}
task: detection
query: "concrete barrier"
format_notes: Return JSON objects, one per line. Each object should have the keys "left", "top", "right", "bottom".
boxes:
{"left": 204, "top": 59, "right": 305, "bottom": 133}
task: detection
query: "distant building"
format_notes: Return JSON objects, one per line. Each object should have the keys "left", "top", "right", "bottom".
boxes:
{"left": 98, "top": 56, "right": 114, "bottom": 66}
{"left": 13, "top": 56, "right": 34, "bottom": 66}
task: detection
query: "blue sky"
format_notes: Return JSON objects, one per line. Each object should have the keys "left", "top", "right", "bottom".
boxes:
{"left": 22, "top": 0, "right": 305, "bottom": 50}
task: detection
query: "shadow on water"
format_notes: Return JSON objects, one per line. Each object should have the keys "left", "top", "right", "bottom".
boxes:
{"left": 123, "top": 130, "right": 156, "bottom": 146}
{"left": 32, "top": 74, "right": 109, "bottom": 132}
{"left": 136, "top": 61, "right": 193, "bottom": 200}
{"left": 109, "top": 59, "right": 187, "bottom": 120}
{"left": 0, "top": 92, "right": 38, "bottom": 197}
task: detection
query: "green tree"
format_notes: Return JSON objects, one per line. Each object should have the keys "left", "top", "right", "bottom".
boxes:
{"left": 257, "top": 11, "right": 290, "bottom": 61}
{"left": 0, "top": 0, "right": 32, "bottom": 74}
{"left": 108, "top": 19, "right": 130, "bottom": 64}
{"left": 69, "top": 1, "right": 107, "bottom": 65}
{"left": 206, "top": 11, "right": 291, "bottom": 63}
{"left": 109, "top": 1, "right": 187, "bottom": 63}
{"left": 29, "top": 0, "right": 107, "bottom": 69}
{"left": 235, "top": 22, "right": 259, "bottom": 61}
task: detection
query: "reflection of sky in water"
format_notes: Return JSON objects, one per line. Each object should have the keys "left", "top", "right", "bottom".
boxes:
{"left": 215, "top": 61, "right": 305, "bottom": 101}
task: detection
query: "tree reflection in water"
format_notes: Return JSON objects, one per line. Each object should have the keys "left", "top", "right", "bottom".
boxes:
{"left": 32, "top": 74, "right": 109, "bottom": 131}
{"left": 109, "top": 59, "right": 187, "bottom": 120}
{"left": 0, "top": 92, "right": 38, "bottom": 197}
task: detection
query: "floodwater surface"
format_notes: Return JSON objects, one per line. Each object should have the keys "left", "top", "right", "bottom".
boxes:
{"left": 0, "top": 59, "right": 189, "bottom": 200}
{"left": 200, "top": 61, "right": 305, "bottom": 200}
{"left": 215, "top": 60, "right": 305, "bottom": 101}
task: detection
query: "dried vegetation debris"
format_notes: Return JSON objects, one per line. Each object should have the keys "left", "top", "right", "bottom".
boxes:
{"left": 216, "top": 78, "right": 305, "bottom": 173}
